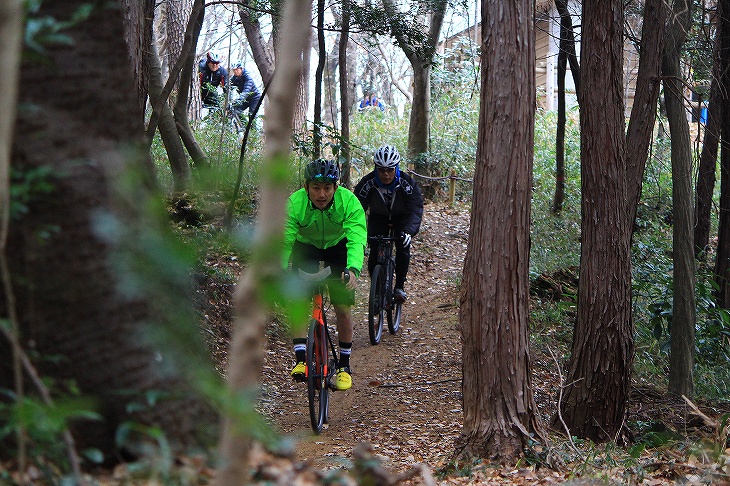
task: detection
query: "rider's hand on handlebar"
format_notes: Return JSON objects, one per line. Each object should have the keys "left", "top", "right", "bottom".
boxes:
{"left": 342, "top": 268, "right": 357, "bottom": 290}
{"left": 400, "top": 232, "right": 412, "bottom": 248}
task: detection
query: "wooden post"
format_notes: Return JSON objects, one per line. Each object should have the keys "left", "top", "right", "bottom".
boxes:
{"left": 448, "top": 168, "right": 457, "bottom": 205}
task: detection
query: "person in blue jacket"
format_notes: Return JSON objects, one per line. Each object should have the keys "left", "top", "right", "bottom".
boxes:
{"left": 229, "top": 60, "right": 261, "bottom": 117}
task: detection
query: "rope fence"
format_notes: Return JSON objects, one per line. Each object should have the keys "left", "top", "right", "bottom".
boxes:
{"left": 407, "top": 168, "right": 474, "bottom": 205}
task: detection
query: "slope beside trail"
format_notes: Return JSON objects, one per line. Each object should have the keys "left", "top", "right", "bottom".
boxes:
{"left": 258, "top": 202, "right": 472, "bottom": 473}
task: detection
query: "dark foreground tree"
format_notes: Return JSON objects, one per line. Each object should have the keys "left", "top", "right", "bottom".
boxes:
{"left": 455, "top": 0, "right": 544, "bottom": 463}
{"left": 3, "top": 0, "right": 216, "bottom": 459}
{"left": 557, "top": 0, "right": 634, "bottom": 442}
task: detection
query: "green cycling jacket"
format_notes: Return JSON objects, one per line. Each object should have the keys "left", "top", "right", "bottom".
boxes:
{"left": 282, "top": 186, "right": 367, "bottom": 276}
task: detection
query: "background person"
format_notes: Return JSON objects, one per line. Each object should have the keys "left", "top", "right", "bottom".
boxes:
{"left": 198, "top": 51, "right": 227, "bottom": 107}
{"left": 358, "top": 92, "right": 385, "bottom": 111}
{"left": 282, "top": 159, "right": 367, "bottom": 391}
{"left": 229, "top": 61, "right": 261, "bottom": 117}
{"left": 354, "top": 145, "right": 423, "bottom": 302}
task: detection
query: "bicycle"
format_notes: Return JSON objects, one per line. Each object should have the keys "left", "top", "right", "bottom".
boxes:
{"left": 367, "top": 228, "right": 402, "bottom": 345}
{"left": 299, "top": 266, "right": 349, "bottom": 433}
{"left": 201, "top": 102, "right": 244, "bottom": 135}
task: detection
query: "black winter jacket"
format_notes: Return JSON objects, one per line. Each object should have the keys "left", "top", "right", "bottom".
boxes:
{"left": 354, "top": 170, "right": 423, "bottom": 236}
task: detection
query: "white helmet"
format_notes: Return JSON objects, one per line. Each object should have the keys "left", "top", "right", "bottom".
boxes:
{"left": 374, "top": 145, "right": 400, "bottom": 169}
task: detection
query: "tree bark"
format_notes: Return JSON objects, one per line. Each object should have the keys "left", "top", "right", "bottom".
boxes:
{"left": 120, "top": 0, "right": 154, "bottom": 117}
{"left": 557, "top": 0, "right": 634, "bottom": 443}
{"left": 456, "top": 0, "right": 545, "bottom": 464}
{"left": 5, "top": 0, "right": 216, "bottom": 457}
{"left": 293, "top": 29, "right": 313, "bottom": 138}
{"left": 626, "top": 0, "right": 666, "bottom": 224}
{"left": 324, "top": 7, "right": 341, "bottom": 127}
{"left": 552, "top": 0, "right": 570, "bottom": 214}
{"left": 213, "top": 0, "right": 313, "bottom": 482}
{"left": 150, "top": 32, "right": 192, "bottom": 192}
{"left": 238, "top": 1, "right": 275, "bottom": 86}
{"left": 662, "top": 0, "right": 695, "bottom": 398}
{"left": 173, "top": 3, "right": 209, "bottom": 169}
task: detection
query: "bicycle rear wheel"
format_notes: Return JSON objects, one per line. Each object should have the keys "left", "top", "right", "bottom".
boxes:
{"left": 306, "top": 319, "right": 329, "bottom": 433}
{"left": 385, "top": 262, "right": 402, "bottom": 334}
{"left": 387, "top": 300, "right": 402, "bottom": 335}
{"left": 368, "top": 265, "right": 385, "bottom": 344}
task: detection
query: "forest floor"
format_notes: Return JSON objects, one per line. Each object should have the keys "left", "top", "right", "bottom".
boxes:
{"left": 201, "top": 202, "right": 730, "bottom": 485}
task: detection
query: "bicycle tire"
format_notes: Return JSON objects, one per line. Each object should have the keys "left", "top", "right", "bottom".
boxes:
{"left": 306, "top": 318, "right": 329, "bottom": 433}
{"left": 388, "top": 300, "right": 402, "bottom": 334}
{"left": 368, "top": 265, "right": 385, "bottom": 344}
{"left": 385, "top": 264, "right": 402, "bottom": 334}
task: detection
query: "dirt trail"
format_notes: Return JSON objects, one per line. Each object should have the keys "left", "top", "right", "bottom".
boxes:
{"left": 259, "top": 203, "right": 471, "bottom": 473}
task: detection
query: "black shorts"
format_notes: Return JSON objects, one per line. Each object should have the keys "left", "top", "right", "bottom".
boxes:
{"left": 291, "top": 239, "right": 355, "bottom": 306}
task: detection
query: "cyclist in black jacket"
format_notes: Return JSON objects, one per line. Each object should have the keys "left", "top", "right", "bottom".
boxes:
{"left": 354, "top": 145, "right": 424, "bottom": 302}
{"left": 198, "top": 51, "right": 227, "bottom": 107}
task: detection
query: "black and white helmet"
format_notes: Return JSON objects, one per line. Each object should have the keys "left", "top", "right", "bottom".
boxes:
{"left": 374, "top": 145, "right": 400, "bottom": 169}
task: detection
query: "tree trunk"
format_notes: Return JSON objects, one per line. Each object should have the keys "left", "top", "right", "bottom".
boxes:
{"left": 0, "top": 0, "right": 24, "bottom": 430}
{"left": 213, "top": 0, "right": 313, "bottom": 482}
{"left": 324, "top": 8, "right": 341, "bottom": 128}
{"left": 120, "top": 0, "right": 158, "bottom": 187}
{"left": 408, "top": 63, "right": 431, "bottom": 164}
{"left": 339, "top": 0, "right": 352, "bottom": 188}
{"left": 455, "top": 0, "right": 544, "bottom": 464}
{"left": 173, "top": 3, "right": 209, "bottom": 169}
{"left": 313, "top": 0, "right": 325, "bottom": 157}
{"left": 552, "top": 1, "right": 569, "bottom": 214}
{"left": 663, "top": 0, "right": 695, "bottom": 398}
{"left": 626, "top": 0, "right": 666, "bottom": 224}
{"left": 238, "top": 1, "right": 275, "bottom": 86}
{"left": 5, "top": 0, "right": 216, "bottom": 457}
{"left": 714, "top": 0, "right": 730, "bottom": 307}
{"left": 150, "top": 32, "right": 191, "bottom": 192}
{"left": 120, "top": 0, "right": 154, "bottom": 117}
{"left": 383, "top": 0, "right": 446, "bottom": 172}
{"left": 293, "top": 29, "right": 313, "bottom": 139}
{"left": 694, "top": 40, "right": 721, "bottom": 257}
{"left": 556, "top": 0, "right": 634, "bottom": 443}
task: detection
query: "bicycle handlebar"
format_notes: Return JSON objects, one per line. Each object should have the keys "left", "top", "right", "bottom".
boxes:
{"left": 298, "top": 266, "right": 351, "bottom": 284}
{"left": 368, "top": 235, "right": 395, "bottom": 242}
{"left": 298, "top": 266, "right": 332, "bottom": 282}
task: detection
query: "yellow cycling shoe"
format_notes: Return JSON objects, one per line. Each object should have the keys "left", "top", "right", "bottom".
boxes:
{"left": 334, "top": 367, "right": 352, "bottom": 391}
{"left": 290, "top": 362, "right": 306, "bottom": 382}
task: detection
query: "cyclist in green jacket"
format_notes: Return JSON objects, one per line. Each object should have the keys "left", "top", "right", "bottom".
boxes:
{"left": 282, "top": 158, "right": 367, "bottom": 391}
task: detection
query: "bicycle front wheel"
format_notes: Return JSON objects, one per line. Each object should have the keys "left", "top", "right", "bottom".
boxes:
{"left": 368, "top": 265, "right": 385, "bottom": 345}
{"left": 306, "top": 319, "right": 329, "bottom": 434}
